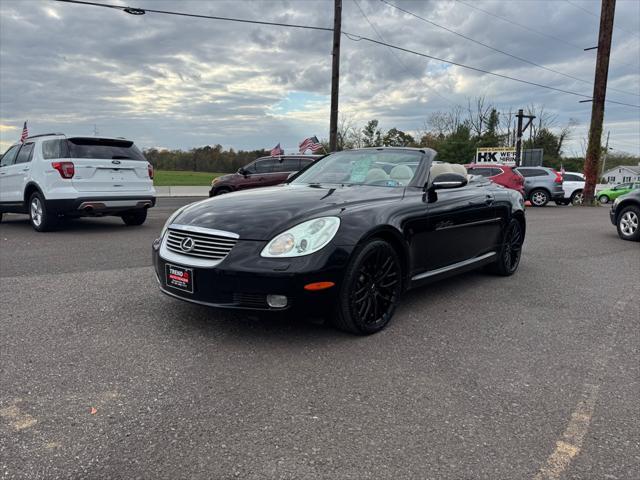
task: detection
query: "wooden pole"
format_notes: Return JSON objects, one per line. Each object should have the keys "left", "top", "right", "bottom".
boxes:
{"left": 329, "top": 0, "right": 342, "bottom": 152}
{"left": 583, "top": 0, "right": 616, "bottom": 206}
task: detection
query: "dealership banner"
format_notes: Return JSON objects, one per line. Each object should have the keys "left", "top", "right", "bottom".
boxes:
{"left": 476, "top": 147, "right": 516, "bottom": 166}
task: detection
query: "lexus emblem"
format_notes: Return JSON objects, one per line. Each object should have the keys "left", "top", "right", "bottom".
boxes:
{"left": 180, "top": 237, "right": 195, "bottom": 252}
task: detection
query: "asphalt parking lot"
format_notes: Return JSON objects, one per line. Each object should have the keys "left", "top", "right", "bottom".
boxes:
{"left": 1, "top": 199, "right": 638, "bottom": 480}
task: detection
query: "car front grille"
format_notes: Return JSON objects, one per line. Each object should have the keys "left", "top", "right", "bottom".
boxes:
{"left": 166, "top": 227, "right": 237, "bottom": 261}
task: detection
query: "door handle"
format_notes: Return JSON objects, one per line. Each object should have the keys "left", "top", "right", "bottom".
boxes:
{"left": 22, "top": 167, "right": 30, "bottom": 172}
{"left": 485, "top": 195, "right": 494, "bottom": 205}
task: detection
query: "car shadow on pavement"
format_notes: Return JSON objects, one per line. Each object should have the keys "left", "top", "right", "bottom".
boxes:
{"left": 153, "top": 268, "right": 492, "bottom": 344}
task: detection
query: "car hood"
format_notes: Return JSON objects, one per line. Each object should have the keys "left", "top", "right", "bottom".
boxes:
{"left": 172, "top": 184, "right": 405, "bottom": 240}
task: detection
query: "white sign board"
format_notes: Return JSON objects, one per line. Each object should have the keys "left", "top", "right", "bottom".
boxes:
{"left": 476, "top": 147, "right": 516, "bottom": 166}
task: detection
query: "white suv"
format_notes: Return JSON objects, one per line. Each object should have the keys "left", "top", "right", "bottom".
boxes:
{"left": 0, "top": 133, "right": 156, "bottom": 231}
{"left": 558, "top": 171, "right": 585, "bottom": 205}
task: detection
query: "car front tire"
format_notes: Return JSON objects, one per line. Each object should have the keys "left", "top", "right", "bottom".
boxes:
{"left": 332, "top": 239, "right": 402, "bottom": 335}
{"left": 598, "top": 195, "right": 610, "bottom": 204}
{"left": 29, "top": 192, "right": 58, "bottom": 232}
{"left": 570, "top": 190, "right": 584, "bottom": 206}
{"left": 214, "top": 187, "right": 231, "bottom": 196}
{"left": 616, "top": 205, "right": 640, "bottom": 242}
{"left": 487, "top": 218, "right": 523, "bottom": 276}
{"left": 530, "top": 189, "right": 549, "bottom": 207}
{"left": 121, "top": 209, "right": 148, "bottom": 226}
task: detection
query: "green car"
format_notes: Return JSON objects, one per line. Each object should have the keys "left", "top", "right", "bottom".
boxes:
{"left": 598, "top": 182, "right": 640, "bottom": 204}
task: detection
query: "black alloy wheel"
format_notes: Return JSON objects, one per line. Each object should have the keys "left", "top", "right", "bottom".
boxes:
{"left": 488, "top": 219, "right": 523, "bottom": 276}
{"left": 334, "top": 239, "right": 402, "bottom": 335}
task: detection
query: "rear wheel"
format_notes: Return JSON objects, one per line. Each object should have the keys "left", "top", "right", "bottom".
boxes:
{"left": 487, "top": 219, "right": 523, "bottom": 276}
{"left": 570, "top": 190, "right": 584, "bottom": 206}
{"left": 121, "top": 209, "right": 147, "bottom": 226}
{"left": 332, "top": 239, "right": 402, "bottom": 335}
{"left": 29, "top": 192, "right": 58, "bottom": 232}
{"left": 616, "top": 205, "right": 640, "bottom": 241}
{"left": 598, "top": 195, "right": 610, "bottom": 204}
{"left": 530, "top": 189, "right": 549, "bottom": 207}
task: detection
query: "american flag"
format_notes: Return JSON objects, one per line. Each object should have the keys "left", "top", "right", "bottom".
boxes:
{"left": 298, "top": 136, "right": 323, "bottom": 154}
{"left": 270, "top": 143, "right": 284, "bottom": 157}
{"left": 20, "top": 121, "right": 28, "bottom": 143}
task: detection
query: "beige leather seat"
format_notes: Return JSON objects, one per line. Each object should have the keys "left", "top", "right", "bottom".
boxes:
{"left": 389, "top": 165, "right": 414, "bottom": 184}
{"left": 449, "top": 164, "right": 468, "bottom": 178}
{"left": 364, "top": 168, "right": 389, "bottom": 183}
{"left": 429, "top": 162, "right": 453, "bottom": 180}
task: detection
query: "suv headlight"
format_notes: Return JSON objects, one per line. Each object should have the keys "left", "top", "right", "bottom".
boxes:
{"left": 160, "top": 206, "right": 187, "bottom": 238}
{"left": 261, "top": 217, "right": 340, "bottom": 258}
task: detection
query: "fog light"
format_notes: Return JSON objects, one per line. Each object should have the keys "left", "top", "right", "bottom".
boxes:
{"left": 267, "top": 294, "right": 288, "bottom": 308}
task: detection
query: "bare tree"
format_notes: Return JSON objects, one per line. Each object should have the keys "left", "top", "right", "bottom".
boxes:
{"left": 466, "top": 96, "right": 493, "bottom": 137}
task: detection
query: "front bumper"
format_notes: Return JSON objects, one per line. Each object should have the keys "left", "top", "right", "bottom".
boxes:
{"left": 152, "top": 238, "right": 353, "bottom": 313}
{"left": 47, "top": 196, "right": 156, "bottom": 215}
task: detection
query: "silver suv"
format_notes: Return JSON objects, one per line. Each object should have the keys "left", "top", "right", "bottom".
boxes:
{"left": 515, "top": 167, "right": 564, "bottom": 207}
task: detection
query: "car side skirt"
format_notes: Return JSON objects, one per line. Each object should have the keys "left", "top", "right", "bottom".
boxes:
{"left": 409, "top": 251, "right": 497, "bottom": 289}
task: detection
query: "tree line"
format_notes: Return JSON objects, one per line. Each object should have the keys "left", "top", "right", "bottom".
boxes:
{"left": 144, "top": 96, "right": 638, "bottom": 174}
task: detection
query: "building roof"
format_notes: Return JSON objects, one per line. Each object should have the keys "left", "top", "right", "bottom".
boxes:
{"left": 603, "top": 165, "right": 640, "bottom": 175}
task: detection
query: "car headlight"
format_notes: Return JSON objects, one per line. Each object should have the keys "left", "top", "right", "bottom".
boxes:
{"left": 261, "top": 217, "right": 340, "bottom": 258}
{"left": 211, "top": 177, "right": 220, "bottom": 185}
{"left": 160, "top": 206, "right": 187, "bottom": 238}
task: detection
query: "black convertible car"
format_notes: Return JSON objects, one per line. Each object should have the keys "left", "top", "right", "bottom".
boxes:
{"left": 152, "top": 148, "right": 525, "bottom": 335}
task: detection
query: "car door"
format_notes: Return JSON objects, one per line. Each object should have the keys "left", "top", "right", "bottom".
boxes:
{"left": 0, "top": 145, "right": 20, "bottom": 203}
{"left": 269, "top": 157, "right": 300, "bottom": 185}
{"left": 423, "top": 184, "right": 501, "bottom": 270}
{"left": 237, "top": 158, "right": 276, "bottom": 190}
{"left": 4, "top": 142, "right": 34, "bottom": 202}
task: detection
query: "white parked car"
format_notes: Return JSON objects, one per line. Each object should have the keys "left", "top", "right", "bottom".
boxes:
{"left": 0, "top": 133, "right": 156, "bottom": 231}
{"left": 558, "top": 171, "right": 585, "bottom": 205}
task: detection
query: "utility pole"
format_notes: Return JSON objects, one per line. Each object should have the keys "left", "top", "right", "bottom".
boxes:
{"left": 514, "top": 109, "right": 535, "bottom": 167}
{"left": 329, "top": 0, "right": 342, "bottom": 152}
{"left": 583, "top": 0, "right": 616, "bottom": 206}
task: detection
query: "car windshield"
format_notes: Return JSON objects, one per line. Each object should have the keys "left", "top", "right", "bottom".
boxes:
{"left": 291, "top": 150, "right": 422, "bottom": 187}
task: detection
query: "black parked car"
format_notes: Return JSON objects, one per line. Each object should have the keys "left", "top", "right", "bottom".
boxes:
{"left": 610, "top": 190, "right": 640, "bottom": 242}
{"left": 153, "top": 148, "right": 526, "bottom": 335}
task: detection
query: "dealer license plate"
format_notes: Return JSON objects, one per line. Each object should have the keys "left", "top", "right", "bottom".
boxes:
{"left": 165, "top": 264, "right": 194, "bottom": 294}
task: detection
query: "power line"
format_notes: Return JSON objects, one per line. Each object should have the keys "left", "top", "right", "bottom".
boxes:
{"left": 456, "top": 0, "right": 587, "bottom": 51}
{"left": 381, "top": 0, "right": 639, "bottom": 98}
{"left": 55, "top": 0, "right": 640, "bottom": 109}
{"left": 55, "top": 0, "right": 334, "bottom": 32}
{"left": 564, "top": 0, "right": 640, "bottom": 39}
{"left": 353, "top": 0, "right": 461, "bottom": 108}
{"left": 344, "top": 33, "right": 640, "bottom": 109}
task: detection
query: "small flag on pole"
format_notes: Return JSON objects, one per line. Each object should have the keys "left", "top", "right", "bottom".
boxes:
{"left": 270, "top": 143, "right": 284, "bottom": 157}
{"left": 20, "top": 121, "right": 29, "bottom": 143}
{"left": 298, "top": 136, "right": 323, "bottom": 154}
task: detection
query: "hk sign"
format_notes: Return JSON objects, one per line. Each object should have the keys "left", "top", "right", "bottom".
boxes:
{"left": 476, "top": 147, "right": 516, "bottom": 166}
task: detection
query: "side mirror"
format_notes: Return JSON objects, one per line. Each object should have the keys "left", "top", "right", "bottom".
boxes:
{"left": 286, "top": 172, "right": 295, "bottom": 180}
{"left": 237, "top": 167, "right": 248, "bottom": 176}
{"left": 427, "top": 172, "right": 468, "bottom": 190}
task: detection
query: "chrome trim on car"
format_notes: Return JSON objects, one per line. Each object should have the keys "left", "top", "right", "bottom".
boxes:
{"left": 169, "top": 224, "right": 240, "bottom": 239}
{"left": 411, "top": 251, "right": 496, "bottom": 281}
{"left": 159, "top": 224, "right": 239, "bottom": 268}
{"left": 435, "top": 217, "right": 502, "bottom": 231}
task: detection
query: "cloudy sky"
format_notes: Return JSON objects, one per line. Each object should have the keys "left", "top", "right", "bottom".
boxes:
{"left": 1, "top": 0, "right": 638, "bottom": 157}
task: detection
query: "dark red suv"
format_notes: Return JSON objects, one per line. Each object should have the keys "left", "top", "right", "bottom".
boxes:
{"left": 209, "top": 155, "right": 321, "bottom": 196}
{"left": 466, "top": 163, "right": 525, "bottom": 197}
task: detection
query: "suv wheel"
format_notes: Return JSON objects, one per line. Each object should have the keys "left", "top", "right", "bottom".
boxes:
{"left": 571, "top": 190, "right": 584, "bottom": 205}
{"left": 121, "top": 209, "right": 148, "bottom": 226}
{"left": 598, "top": 195, "right": 610, "bottom": 204}
{"left": 29, "top": 192, "right": 58, "bottom": 232}
{"left": 530, "top": 189, "right": 549, "bottom": 207}
{"left": 617, "top": 205, "right": 639, "bottom": 241}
